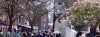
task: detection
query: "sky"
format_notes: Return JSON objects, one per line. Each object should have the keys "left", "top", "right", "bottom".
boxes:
{"left": 47, "top": 0, "right": 54, "bottom": 25}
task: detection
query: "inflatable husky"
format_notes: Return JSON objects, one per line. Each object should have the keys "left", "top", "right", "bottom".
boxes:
{"left": 54, "top": 12, "right": 77, "bottom": 37}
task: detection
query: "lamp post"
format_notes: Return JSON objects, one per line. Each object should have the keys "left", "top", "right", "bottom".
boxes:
{"left": 52, "top": 0, "right": 56, "bottom": 32}
{"left": 53, "top": 13, "right": 56, "bottom": 32}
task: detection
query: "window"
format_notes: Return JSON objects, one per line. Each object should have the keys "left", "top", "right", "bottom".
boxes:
{"left": 19, "top": 17, "right": 21, "bottom": 23}
{"left": 22, "top": 17, "right": 23, "bottom": 24}
{"left": 0, "top": 15, "right": 2, "bottom": 17}
{"left": 0, "top": 14, "right": 2, "bottom": 19}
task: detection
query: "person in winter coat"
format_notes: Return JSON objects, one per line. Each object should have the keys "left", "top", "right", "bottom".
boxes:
{"left": 42, "top": 31, "right": 46, "bottom": 37}
{"left": 37, "top": 32, "right": 43, "bottom": 37}
{"left": 15, "top": 30, "right": 19, "bottom": 36}
{"left": 58, "top": 33, "right": 62, "bottom": 37}
{"left": 49, "top": 32, "right": 53, "bottom": 37}
{"left": 23, "top": 33, "right": 27, "bottom": 37}
{"left": 76, "top": 32, "right": 82, "bottom": 37}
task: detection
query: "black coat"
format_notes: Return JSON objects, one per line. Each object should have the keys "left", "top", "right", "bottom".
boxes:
{"left": 42, "top": 33, "right": 46, "bottom": 37}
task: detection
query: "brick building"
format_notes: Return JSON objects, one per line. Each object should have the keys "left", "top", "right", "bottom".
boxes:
{"left": 41, "top": 14, "right": 49, "bottom": 31}
{"left": 0, "top": 12, "right": 31, "bottom": 33}
{"left": 0, "top": 12, "right": 49, "bottom": 33}
{"left": 0, "top": 13, "right": 18, "bottom": 33}
{"left": 33, "top": 14, "right": 49, "bottom": 31}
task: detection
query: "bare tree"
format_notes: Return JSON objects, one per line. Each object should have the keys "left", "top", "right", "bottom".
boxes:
{"left": 64, "top": 0, "right": 77, "bottom": 8}
{"left": 0, "top": 0, "right": 25, "bottom": 32}
{"left": 21, "top": 1, "right": 49, "bottom": 31}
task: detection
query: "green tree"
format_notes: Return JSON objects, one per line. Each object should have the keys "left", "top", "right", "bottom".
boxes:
{"left": 67, "top": 0, "right": 100, "bottom": 35}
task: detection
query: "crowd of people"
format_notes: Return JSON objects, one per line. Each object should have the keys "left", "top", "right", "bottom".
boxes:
{"left": 0, "top": 29, "right": 83, "bottom": 37}
{"left": 15, "top": 30, "right": 62, "bottom": 37}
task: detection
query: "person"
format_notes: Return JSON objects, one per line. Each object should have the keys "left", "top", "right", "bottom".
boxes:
{"left": 23, "top": 32, "right": 27, "bottom": 37}
{"left": 27, "top": 32, "right": 30, "bottom": 37}
{"left": 58, "top": 33, "right": 62, "bottom": 37}
{"left": 30, "top": 31, "right": 34, "bottom": 37}
{"left": 37, "top": 32, "right": 43, "bottom": 37}
{"left": 0, "top": 29, "right": 3, "bottom": 34}
{"left": 49, "top": 32, "right": 53, "bottom": 37}
{"left": 56, "top": 34, "right": 59, "bottom": 37}
{"left": 34, "top": 32, "right": 37, "bottom": 37}
{"left": 42, "top": 31, "right": 46, "bottom": 37}
{"left": 76, "top": 32, "right": 82, "bottom": 37}
{"left": 15, "top": 30, "right": 19, "bottom": 36}
{"left": 45, "top": 31, "right": 49, "bottom": 37}
{"left": 53, "top": 33, "right": 56, "bottom": 37}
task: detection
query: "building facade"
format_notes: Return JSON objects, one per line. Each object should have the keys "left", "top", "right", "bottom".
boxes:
{"left": 0, "top": 13, "right": 49, "bottom": 33}
{"left": 0, "top": 13, "right": 18, "bottom": 33}
{"left": 41, "top": 14, "right": 49, "bottom": 31}
{"left": 33, "top": 14, "right": 49, "bottom": 32}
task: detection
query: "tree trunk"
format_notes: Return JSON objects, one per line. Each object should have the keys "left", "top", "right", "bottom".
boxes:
{"left": 29, "top": 22, "right": 33, "bottom": 32}
{"left": 93, "top": 22, "right": 98, "bottom": 36}
{"left": 94, "top": 27, "right": 96, "bottom": 36}
{"left": 9, "top": 18, "right": 13, "bottom": 32}
{"left": 99, "top": 24, "right": 100, "bottom": 31}
{"left": 31, "top": 25, "right": 33, "bottom": 31}
{"left": 78, "top": 26, "right": 82, "bottom": 31}
{"left": 9, "top": 1, "right": 14, "bottom": 32}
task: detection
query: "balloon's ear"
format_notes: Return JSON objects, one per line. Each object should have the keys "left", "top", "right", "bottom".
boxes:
{"left": 58, "top": 18, "right": 62, "bottom": 23}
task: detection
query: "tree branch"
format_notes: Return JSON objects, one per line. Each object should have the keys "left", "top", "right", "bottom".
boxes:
{"left": 21, "top": 13, "right": 31, "bottom": 22}
{"left": 13, "top": 8, "right": 26, "bottom": 15}
{"left": 35, "top": 12, "right": 48, "bottom": 21}
{"left": 0, "top": 20, "right": 9, "bottom": 26}
{"left": 0, "top": 6, "right": 6, "bottom": 9}
{"left": 12, "top": 15, "right": 22, "bottom": 22}
{"left": 94, "top": 22, "right": 98, "bottom": 28}
{"left": 7, "top": 4, "right": 11, "bottom": 18}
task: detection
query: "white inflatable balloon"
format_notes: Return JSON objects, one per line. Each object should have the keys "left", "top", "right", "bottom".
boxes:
{"left": 54, "top": 13, "right": 77, "bottom": 37}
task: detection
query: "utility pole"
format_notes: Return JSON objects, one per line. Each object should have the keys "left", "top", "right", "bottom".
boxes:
{"left": 52, "top": 0, "right": 56, "bottom": 32}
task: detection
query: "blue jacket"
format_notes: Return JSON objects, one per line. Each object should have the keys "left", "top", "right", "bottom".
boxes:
{"left": 37, "top": 33, "right": 43, "bottom": 37}
{"left": 50, "top": 34, "right": 53, "bottom": 37}
{"left": 15, "top": 32, "right": 19, "bottom": 36}
{"left": 27, "top": 33, "right": 30, "bottom": 37}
